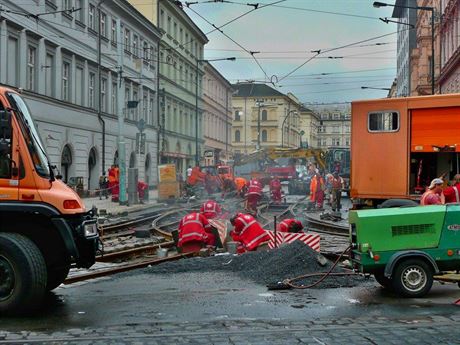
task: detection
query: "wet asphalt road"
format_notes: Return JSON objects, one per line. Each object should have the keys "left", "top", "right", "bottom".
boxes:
{"left": 1, "top": 268, "right": 460, "bottom": 333}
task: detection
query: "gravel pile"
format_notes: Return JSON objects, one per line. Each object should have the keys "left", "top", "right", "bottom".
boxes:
{"left": 142, "top": 241, "right": 365, "bottom": 288}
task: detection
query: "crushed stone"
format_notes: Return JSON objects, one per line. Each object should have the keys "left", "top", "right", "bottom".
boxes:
{"left": 140, "top": 241, "right": 366, "bottom": 288}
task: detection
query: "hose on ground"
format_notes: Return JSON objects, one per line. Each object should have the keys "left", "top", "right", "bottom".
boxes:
{"left": 283, "top": 244, "right": 356, "bottom": 289}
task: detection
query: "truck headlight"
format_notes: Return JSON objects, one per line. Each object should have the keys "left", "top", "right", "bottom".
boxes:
{"left": 82, "top": 220, "right": 98, "bottom": 238}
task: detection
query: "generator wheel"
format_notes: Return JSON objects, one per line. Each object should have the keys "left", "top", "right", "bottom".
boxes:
{"left": 0, "top": 233, "right": 47, "bottom": 314}
{"left": 392, "top": 259, "right": 433, "bottom": 298}
{"left": 373, "top": 270, "right": 393, "bottom": 290}
{"left": 46, "top": 263, "right": 71, "bottom": 291}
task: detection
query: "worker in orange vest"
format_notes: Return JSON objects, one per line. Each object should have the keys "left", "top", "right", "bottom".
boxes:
{"left": 277, "top": 219, "right": 303, "bottom": 233}
{"left": 177, "top": 212, "right": 216, "bottom": 253}
{"left": 230, "top": 213, "right": 269, "bottom": 253}
{"left": 234, "top": 177, "right": 247, "bottom": 197}
{"left": 309, "top": 171, "right": 325, "bottom": 210}
{"left": 200, "top": 200, "right": 222, "bottom": 219}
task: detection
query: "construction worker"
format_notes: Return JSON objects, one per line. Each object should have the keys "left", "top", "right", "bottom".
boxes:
{"left": 230, "top": 213, "right": 270, "bottom": 253}
{"left": 200, "top": 199, "right": 222, "bottom": 219}
{"left": 277, "top": 219, "right": 303, "bottom": 233}
{"left": 330, "top": 171, "right": 344, "bottom": 211}
{"left": 177, "top": 212, "right": 216, "bottom": 252}
{"left": 420, "top": 178, "right": 445, "bottom": 205}
{"left": 221, "top": 178, "right": 236, "bottom": 199}
{"left": 204, "top": 170, "right": 214, "bottom": 195}
{"left": 234, "top": 177, "right": 247, "bottom": 197}
{"left": 309, "top": 171, "right": 325, "bottom": 210}
{"left": 246, "top": 177, "right": 263, "bottom": 213}
{"left": 443, "top": 174, "right": 460, "bottom": 203}
{"left": 269, "top": 177, "right": 282, "bottom": 204}
{"left": 108, "top": 165, "right": 119, "bottom": 202}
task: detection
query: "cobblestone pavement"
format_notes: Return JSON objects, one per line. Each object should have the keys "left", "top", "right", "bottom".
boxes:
{"left": 1, "top": 315, "right": 460, "bottom": 344}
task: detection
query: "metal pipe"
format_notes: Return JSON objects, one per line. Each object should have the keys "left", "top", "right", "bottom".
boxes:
{"left": 97, "top": 0, "right": 106, "bottom": 176}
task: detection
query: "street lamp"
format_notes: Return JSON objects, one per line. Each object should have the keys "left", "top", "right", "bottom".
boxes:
{"left": 195, "top": 57, "right": 236, "bottom": 166}
{"left": 373, "top": 1, "right": 435, "bottom": 95}
{"left": 281, "top": 110, "right": 298, "bottom": 148}
{"left": 379, "top": 17, "right": 414, "bottom": 28}
{"left": 361, "top": 86, "right": 392, "bottom": 91}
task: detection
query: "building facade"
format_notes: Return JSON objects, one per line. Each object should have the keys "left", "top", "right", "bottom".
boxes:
{"left": 309, "top": 104, "right": 351, "bottom": 150}
{"left": 231, "top": 83, "right": 301, "bottom": 154}
{"left": 0, "top": 0, "right": 161, "bottom": 190}
{"left": 438, "top": 0, "right": 460, "bottom": 93}
{"left": 298, "top": 106, "right": 319, "bottom": 149}
{"left": 410, "top": 0, "right": 441, "bottom": 95}
{"left": 202, "top": 62, "right": 233, "bottom": 166}
{"left": 392, "top": 0, "right": 417, "bottom": 97}
{"left": 129, "top": 0, "right": 208, "bottom": 175}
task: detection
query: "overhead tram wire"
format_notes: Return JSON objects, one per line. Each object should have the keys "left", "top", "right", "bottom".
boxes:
{"left": 186, "top": 6, "right": 270, "bottom": 82}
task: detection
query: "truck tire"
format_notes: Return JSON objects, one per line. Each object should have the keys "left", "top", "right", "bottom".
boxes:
{"left": 391, "top": 259, "right": 433, "bottom": 298}
{"left": 0, "top": 233, "right": 47, "bottom": 314}
{"left": 46, "top": 263, "right": 71, "bottom": 291}
{"left": 378, "top": 199, "right": 418, "bottom": 208}
{"left": 373, "top": 270, "right": 393, "bottom": 290}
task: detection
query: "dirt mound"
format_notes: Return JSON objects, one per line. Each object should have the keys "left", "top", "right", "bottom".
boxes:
{"left": 142, "top": 241, "right": 365, "bottom": 288}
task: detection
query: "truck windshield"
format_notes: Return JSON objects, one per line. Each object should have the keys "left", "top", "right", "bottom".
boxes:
{"left": 6, "top": 93, "right": 50, "bottom": 177}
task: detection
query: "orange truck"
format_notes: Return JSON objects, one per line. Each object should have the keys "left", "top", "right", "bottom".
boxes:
{"left": 0, "top": 86, "right": 99, "bottom": 313}
{"left": 351, "top": 93, "right": 460, "bottom": 207}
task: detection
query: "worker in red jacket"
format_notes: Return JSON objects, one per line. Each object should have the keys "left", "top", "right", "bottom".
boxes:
{"left": 230, "top": 213, "right": 269, "bottom": 253}
{"left": 177, "top": 212, "right": 216, "bottom": 251}
{"left": 277, "top": 219, "right": 303, "bottom": 233}
{"left": 200, "top": 199, "right": 222, "bottom": 219}
{"left": 269, "top": 178, "right": 282, "bottom": 204}
{"left": 246, "top": 178, "right": 263, "bottom": 213}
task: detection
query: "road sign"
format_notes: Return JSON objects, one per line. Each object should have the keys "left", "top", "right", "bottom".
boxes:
{"left": 136, "top": 133, "right": 146, "bottom": 154}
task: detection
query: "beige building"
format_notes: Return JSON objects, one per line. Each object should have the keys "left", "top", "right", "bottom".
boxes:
{"left": 298, "top": 106, "right": 320, "bottom": 149}
{"left": 410, "top": 0, "right": 441, "bottom": 95}
{"left": 310, "top": 105, "right": 351, "bottom": 149}
{"left": 202, "top": 62, "right": 233, "bottom": 166}
{"left": 129, "top": 0, "right": 208, "bottom": 175}
{"left": 231, "top": 83, "right": 301, "bottom": 154}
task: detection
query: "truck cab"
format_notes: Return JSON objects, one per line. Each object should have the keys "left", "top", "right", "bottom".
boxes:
{"left": 0, "top": 86, "right": 98, "bottom": 314}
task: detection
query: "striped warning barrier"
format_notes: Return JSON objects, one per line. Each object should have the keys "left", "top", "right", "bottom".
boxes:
{"left": 266, "top": 231, "right": 320, "bottom": 252}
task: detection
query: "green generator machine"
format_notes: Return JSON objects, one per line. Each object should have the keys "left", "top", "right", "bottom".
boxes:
{"left": 349, "top": 204, "right": 460, "bottom": 297}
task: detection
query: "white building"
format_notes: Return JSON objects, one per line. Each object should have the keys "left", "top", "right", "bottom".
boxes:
{"left": 0, "top": 0, "right": 161, "bottom": 191}
{"left": 309, "top": 104, "right": 351, "bottom": 149}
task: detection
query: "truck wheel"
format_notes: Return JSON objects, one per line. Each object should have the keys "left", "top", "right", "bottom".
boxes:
{"left": 0, "top": 233, "right": 47, "bottom": 314}
{"left": 374, "top": 270, "right": 393, "bottom": 290}
{"left": 391, "top": 259, "right": 433, "bottom": 297}
{"left": 378, "top": 199, "right": 418, "bottom": 208}
{"left": 46, "top": 263, "right": 71, "bottom": 291}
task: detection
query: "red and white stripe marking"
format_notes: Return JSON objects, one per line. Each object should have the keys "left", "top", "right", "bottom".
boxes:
{"left": 266, "top": 231, "right": 320, "bottom": 252}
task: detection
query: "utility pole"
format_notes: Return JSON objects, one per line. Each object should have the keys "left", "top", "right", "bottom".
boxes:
{"left": 116, "top": 19, "right": 127, "bottom": 205}
{"left": 256, "top": 99, "right": 263, "bottom": 150}
{"left": 97, "top": 0, "right": 106, "bottom": 176}
{"left": 195, "top": 59, "right": 199, "bottom": 166}
{"left": 225, "top": 89, "right": 228, "bottom": 160}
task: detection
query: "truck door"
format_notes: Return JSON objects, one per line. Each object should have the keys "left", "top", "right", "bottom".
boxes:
{"left": 0, "top": 104, "right": 19, "bottom": 200}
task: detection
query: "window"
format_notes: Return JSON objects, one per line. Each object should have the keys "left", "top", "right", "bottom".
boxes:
{"left": 112, "top": 82, "right": 117, "bottom": 114}
{"left": 143, "top": 41, "right": 148, "bottom": 60}
{"left": 111, "top": 19, "right": 117, "bottom": 44}
{"left": 89, "top": 73, "right": 95, "bottom": 108}
{"left": 133, "top": 35, "right": 138, "bottom": 57}
{"left": 133, "top": 90, "right": 138, "bottom": 120}
{"left": 45, "top": 53, "right": 55, "bottom": 97}
{"left": 262, "top": 130, "right": 268, "bottom": 142}
{"left": 124, "top": 28, "right": 130, "bottom": 53}
{"left": 235, "top": 130, "right": 241, "bottom": 142}
{"left": 143, "top": 93, "right": 147, "bottom": 119}
{"left": 167, "top": 16, "right": 171, "bottom": 33}
{"left": 88, "top": 4, "right": 95, "bottom": 30}
{"left": 234, "top": 110, "right": 241, "bottom": 121}
{"left": 368, "top": 111, "right": 399, "bottom": 132}
{"left": 62, "top": 0, "right": 71, "bottom": 10}
{"left": 261, "top": 109, "right": 267, "bottom": 121}
{"left": 75, "top": 0, "right": 83, "bottom": 22}
{"left": 100, "top": 12, "right": 107, "bottom": 37}
{"left": 332, "top": 125, "right": 340, "bottom": 133}
{"left": 62, "top": 62, "right": 70, "bottom": 101}
{"left": 149, "top": 97, "right": 154, "bottom": 125}
{"left": 101, "top": 78, "right": 107, "bottom": 112}
{"left": 345, "top": 137, "right": 350, "bottom": 146}
{"left": 75, "top": 66, "right": 84, "bottom": 105}
{"left": 124, "top": 87, "right": 130, "bottom": 118}
{"left": 160, "top": 9, "right": 164, "bottom": 28}
{"left": 27, "top": 46, "right": 36, "bottom": 91}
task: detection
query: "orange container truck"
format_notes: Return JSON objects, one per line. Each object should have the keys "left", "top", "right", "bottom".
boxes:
{"left": 351, "top": 93, "right": 460, "bottom": 208}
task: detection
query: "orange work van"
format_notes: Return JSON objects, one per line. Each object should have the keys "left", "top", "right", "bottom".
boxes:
{"left": 351, "top": 93, "right": 460, "bottom": 207}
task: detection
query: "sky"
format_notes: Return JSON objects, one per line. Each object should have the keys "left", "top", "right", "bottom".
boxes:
{"left": 183, "top": 0, "right": 396, "bottom": 105}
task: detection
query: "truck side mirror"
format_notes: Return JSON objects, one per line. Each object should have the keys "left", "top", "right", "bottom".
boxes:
{"left": 0, "top": 110, "right": 12, "bottom": 155}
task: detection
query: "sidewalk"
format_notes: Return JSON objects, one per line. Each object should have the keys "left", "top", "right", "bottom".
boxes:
{"left": 82, "top": 189, "right": 160, "bottom": 216}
